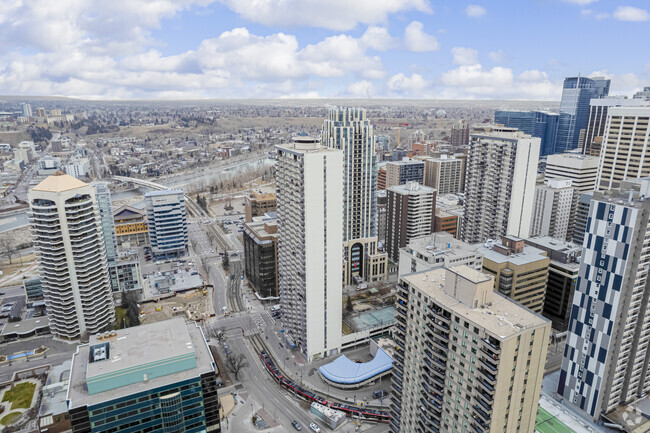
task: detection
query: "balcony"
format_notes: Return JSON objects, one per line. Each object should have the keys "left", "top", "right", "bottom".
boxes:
{"left": 431, "top": 309, "right": 450, "bottom": 322}
{"left": 480, "top": 346, "right": 499, "bottom": 361}
{"left": 477, "top": 378, "right": 495, "bottom": 394}
{"left": 432, "top": 319, "right": 449, "bottom": 331}
{"left": 430, "top": 365, "right": 445, "bottom": 377}
{"left": 479, "top": 368, "right": 496, "bottom": 384}
{"left": 473, "top": 405, "right": 491, "bottom": 423}
{"left": 434, "top": 339, "right": 447, "bottom": 350}
{"left": 477, "top": 397, "right": 492, "bottom": 413}
{"left": 434, "top": 349, "right": 447, "bottom": 361}
{"left": 479, "top": 390, "right": 493, "bottom": 403}
{"left": 480, "top": 356, "right": 498, "bottom": 372}
{"left": 483, "top": 338, "right": 501, "bottom": 353}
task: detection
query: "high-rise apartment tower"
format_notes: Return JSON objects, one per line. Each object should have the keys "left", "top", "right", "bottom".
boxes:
{"left": 322, "top": 107, "right": 387, "bottom": 284}
{"left": 461, "top": 127, "right": 540, "bottom": 244}
{"left": 276, "top": 137, "right": 343, "bottom": 361}
{"left": 28, "top": 173, "right": 115, "bottom": 340}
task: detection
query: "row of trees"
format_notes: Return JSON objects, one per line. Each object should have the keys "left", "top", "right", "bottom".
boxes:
{"left": 196, "top": 194, "right": 209, "bottom": 213}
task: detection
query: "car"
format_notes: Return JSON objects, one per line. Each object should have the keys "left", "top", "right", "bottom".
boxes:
{"left": 309, "top": 423, "right": 320, "bottom": 432}
{"left": 215, "top": 379, "right": 223, "bottom": 387}
{"left": 271, "top": 305, "right": 281, "bottom": 311}
{"left": 210, "top": 250, "right": 215, "bottom": 254}
{"left": 291, "top": 421, "right": 302, "bottom": 431}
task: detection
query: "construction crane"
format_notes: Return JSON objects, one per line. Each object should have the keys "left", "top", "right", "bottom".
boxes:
{"left": 393, "top": 123, "right": 409, "bottom": 147}
{"left": 379, "top": 121, "right": 410, "bottom": 148}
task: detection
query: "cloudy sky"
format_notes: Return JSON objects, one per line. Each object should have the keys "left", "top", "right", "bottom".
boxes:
{"left": 0, "top": 0, "right": 648, "bottom": 100}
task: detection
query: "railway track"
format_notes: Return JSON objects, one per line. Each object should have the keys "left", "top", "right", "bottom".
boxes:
{"left": 247, "top": 333, "right": 389, "bottom": 414}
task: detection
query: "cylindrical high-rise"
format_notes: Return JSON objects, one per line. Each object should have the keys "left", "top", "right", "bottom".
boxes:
{"left": 28, "top": 173, "right": 115, "bottom": 340}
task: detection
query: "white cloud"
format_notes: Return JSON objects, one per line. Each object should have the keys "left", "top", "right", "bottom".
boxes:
{"left": 299, "top": 33, "right": 386, "bottom": 79}
{"left": 440, "top": 64, "right": 512, "bottom": 89}
{"left": 387, "top": 73, "right": 431, "bottom": 94}
{"left": 437, "top": 64, "right": 559, "bottom": 100}
{"left": 562, "top": 0, "right": 597, "bottom": 5}
{"left": 360, "top": 26, "right": 399, "bottom": 51}
{"left": 595, "top": 12, "right": 610, "bottom": 20}
{"left": 346, "top": 80, "right": 373, "bottom": 97}
{"left": 488, "top": 50, "right": 508, "bottom": 63}
{"left": 0, "top": 0, "right": 215, "bottom": 56}
{"left": 465, "top": 5, "right": 486, "bottom": 18}
{"left": 216, "top": 0, "right": 432, "bottom": 31}
{"left": 613, "top": 6, "right": 649, "bottom": 21}
{"left": 403, "top": 21, "right": 439, "bottom": 52}
{"left": 0, "top": 21, "right": 387, "bottom": 99}
{"left": 451, "top": 47, "right": 478, "bottom": 66}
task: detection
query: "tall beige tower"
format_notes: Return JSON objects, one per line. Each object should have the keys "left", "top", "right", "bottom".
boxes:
{"left": 28, "top": 173, "right": 115, "bottom": 340}
{"left": 391, "top": 266, "right": 551, "bottom": 433}
{"left": 462, "top": 127, "right": 540, "bottom": 244}
{"left": 596, "top": 106, "right": 650, "bottom": 190}
{"left": 276, "top": 137, "right": 343, "bottom": 361}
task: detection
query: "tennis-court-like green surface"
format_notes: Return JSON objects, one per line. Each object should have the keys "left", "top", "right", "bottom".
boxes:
{"left": 536, "top": 406, "right": 576, "bottom": 433}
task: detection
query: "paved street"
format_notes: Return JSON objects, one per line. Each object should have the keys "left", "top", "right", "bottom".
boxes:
{"left": 189, "top": 217, "right": 390, "bottom": 432}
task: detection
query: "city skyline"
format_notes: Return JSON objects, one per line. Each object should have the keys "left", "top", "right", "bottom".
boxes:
{"left": 0, "top": 1, "right": 649, "bottom": 100}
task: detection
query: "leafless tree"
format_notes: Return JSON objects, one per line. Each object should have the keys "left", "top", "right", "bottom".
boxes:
{"left": 200, "top": 255, "right": 210, "bottom": 273}
{"left": 0, "top": 235, "right": 16, "bottom": 264}
{"left": 226, "top": 353, "right": 249, "bottom": 381}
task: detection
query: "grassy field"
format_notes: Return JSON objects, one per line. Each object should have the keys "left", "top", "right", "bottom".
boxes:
{"left": 0, "top": 412, "right": 21, "bottom": 426}
{"left": 536, "top": 406, "right": 575, "bottom": 433}
{"left": 2, "top": 382, "right": 36, "bottom": 410}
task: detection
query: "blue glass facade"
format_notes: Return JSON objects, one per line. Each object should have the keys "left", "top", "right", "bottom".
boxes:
{"left": 70, "top": 373, "right": 221, "bottom": 433}
{"left": 494, "top": 111, "right": 559, "bottom": 156}
{"left": 555, "top": 77, "right": 610, "bottom": 153}
{"left": 145, "top": 190, "right": 188, "bottom": 259}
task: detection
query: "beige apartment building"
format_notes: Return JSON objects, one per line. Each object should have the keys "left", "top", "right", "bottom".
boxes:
{"left": 417, "top": 155, "right": 464, "bottom": 194}
{"left": 391, "top": 265, "right": 551, "bottom": 433}
{"left": 596, "top": 106, "right": 650, "bottom": 190}
{"left": 477, "top": 236, "right": 550, "bottom": 314}
{"left": 244, "top": 190, "right": 276, "bottom": 222}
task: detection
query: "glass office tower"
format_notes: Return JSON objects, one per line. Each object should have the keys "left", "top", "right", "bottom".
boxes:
{"left": 556, "top": 76, "right": 610, "bottom": 153}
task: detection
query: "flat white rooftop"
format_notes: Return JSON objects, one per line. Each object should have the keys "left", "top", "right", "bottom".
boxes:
{"left": 402, "top": 267, "right": 549, "bottom": 339}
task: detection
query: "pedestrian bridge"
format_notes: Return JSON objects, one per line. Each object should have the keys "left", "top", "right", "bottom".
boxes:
{"left": 112, "top": 176, "right": 206, "bottom": 217}
{"left": 113, "top": 176, "right": 168, "bottom": 191}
